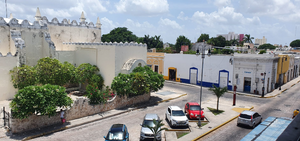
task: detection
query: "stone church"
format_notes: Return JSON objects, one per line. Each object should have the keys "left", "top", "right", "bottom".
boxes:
{"left": 0, "top": 8, "right": 147, "bottom": 101}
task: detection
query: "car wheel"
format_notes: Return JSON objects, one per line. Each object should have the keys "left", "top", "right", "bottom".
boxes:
{"left": 259, "top": 118, "right": 262, "bottom": 124}
{"left": 237, "top": 123, "right": 239, "bottom": 126}
{"left": 251, "top": 123, "right": 255, "bottom": 129}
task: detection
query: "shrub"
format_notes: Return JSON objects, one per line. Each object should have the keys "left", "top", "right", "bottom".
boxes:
{"left": 85, "top": 85, "right": 115, "bottom": 104}
{"left": 10, "top": 84, "right": 73, "bottom": 119}
{"left": 111, "top": 66, "right": 164, "bottom": 97}
{"left": 76, "top": 63, "right": 100, "bottom": 84}
{"left": 10, "top": 65, "right": 37, "bottom": 89}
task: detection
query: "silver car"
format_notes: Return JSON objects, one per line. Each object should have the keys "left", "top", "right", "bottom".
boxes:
{"left": 140, "top": 114, "right": 161, "bottom": 141}
{"left": 237, "top": 110, "right": 262, "bottom": 128}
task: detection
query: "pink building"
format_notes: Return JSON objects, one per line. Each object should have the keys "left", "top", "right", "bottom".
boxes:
{"left": 181, "top": 45, "right": 189, "bottom": 52}
{"left": 239, "top": 34, "right": 244, "bottom": 42}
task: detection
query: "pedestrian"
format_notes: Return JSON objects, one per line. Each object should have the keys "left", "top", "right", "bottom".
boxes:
{"left": 293, "top": 109, "right": 299, "bottom": 119}
{"left": 60, "top": 109, "right": 65, "bottom": 124}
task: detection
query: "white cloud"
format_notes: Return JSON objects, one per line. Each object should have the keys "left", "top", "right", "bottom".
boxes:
{"left": 159, "top": 18, "right": 182, "bottom": 29}
{"left": 214, "top": 0, "right": 232, "bottom": 8}
{"left": 177, "top": 11, "right": 188, "bottom": 20}
{"left": 114, "top": 0, "right": 169, "bottom": 16}
{"left": 45, "top": 8, "right": 72, "bottom": 19}
{"left": 239, "top": 0, "right": 299, "bottom": 22}
{"left": 101, "top": 17, "right": 118, "bottom": 34}
{"left": 192, "top": 7, "right": 261, "bottom": 26}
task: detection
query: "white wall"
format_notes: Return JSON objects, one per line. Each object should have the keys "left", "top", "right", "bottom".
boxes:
{"left": 164, "top": 54, "right": 234, "bottom": 87}
{"left": 233, "top": 55, "right": 278, "bottom": 94}
{"left": 0, "top": 56, "right": 18, "bottom": 100}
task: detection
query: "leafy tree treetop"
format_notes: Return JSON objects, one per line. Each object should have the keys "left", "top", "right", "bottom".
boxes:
{"left": 258, "top": 43, "right": 276, "bottom": 50}
{"left": 175, "top": 35, "right": 192, "bottom": 52}
{"left": 290, "top": 39, "right": 300, "bottom": 47}
{"left": 243, "top": 34, "right": 254, "bottom": 43}
{"left": 197, "top": 34, "right": 209, "bottom": 43}
{"left": 137, "top": 35, "right": 163, "bottom": 49}
{"left": 101, "top": 27, "right": 138, "bottom": 43}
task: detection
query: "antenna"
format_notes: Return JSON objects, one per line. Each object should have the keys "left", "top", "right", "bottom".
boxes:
{"left": 5, "top": 0, "right": 7, "bottom": 18}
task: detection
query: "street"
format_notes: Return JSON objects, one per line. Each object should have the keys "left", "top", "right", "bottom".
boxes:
{"left": 29, "top": 81, "right": 298, "bottom": 141}
{"left": 200, "top": 84, "right": 300, "bottom": 141}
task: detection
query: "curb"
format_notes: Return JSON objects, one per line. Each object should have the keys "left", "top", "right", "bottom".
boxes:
{"left": 191, "top": 106, "right": 254, "bottom": 141}
{"left": 22, "top": 93, "right": 188, "bottom": 141}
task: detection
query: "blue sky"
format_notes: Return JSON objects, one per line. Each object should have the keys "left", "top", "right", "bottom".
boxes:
{"left": 1, "top": 0, "right": 300, "bottom": 46}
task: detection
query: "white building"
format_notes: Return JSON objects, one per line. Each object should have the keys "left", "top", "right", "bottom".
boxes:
{"left": 233, "top": 54, "right": 279, "bottom": 95}
{"left": 163, "top": 54, "right": 234, "bottom": 90}
{"left": 255, "top": 36, "right": 267, "bottom": 46}
{"left": 0, "top": 8, "right": 147, "bottom": 100}
{"left": 217, "top": 32, "right": 239, "bottom": 41}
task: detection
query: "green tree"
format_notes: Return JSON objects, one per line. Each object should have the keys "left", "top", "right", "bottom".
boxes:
{"left": 35, "top": 57, "right": 66, "bottom": 86}
{"left": 10, "top": 84, "right": 73, "bottom": 119}
{"left": 258, "top": 43, "right": 276, "bottom": 50}
{"left": 138, "top": 35, "right": 163, "bottom": 49}
{"left": 101, "top": 27, "right": 138, "bottom": 43}
{"left": 197, "top": 34, "right": 209, "bottom": 42}
{"left": 175, "top": 35, "right": 192, "bottom": 52}
{"left": 213, "top": 36, "right": 227, "bottom": 47}
{"left": 290, "top": 39, "right": 300, "bottom": 47}
{"left": 209, "top": 85, "right": 227, "bottom": 111}
{"left": 243, "top": 34, "right": 254, "bottom": 43}
{"left": 259, "top": 50, "right": 266, "bottom": 54}
{"left": 10, "top": 65, "right": 37, "bottom": 89}
{"left": 146, "top": 119, "right": 168, "bottom": 141}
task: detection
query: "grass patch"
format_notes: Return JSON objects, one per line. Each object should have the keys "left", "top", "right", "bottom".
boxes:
{"left": 201, "top": 122, "right": 208, "bottom": 126}
{"left": 207, "top": 107, "right": 224, "bottom": 115}
{"left": 176, "top": 131, "right": 189, "bottom": 138}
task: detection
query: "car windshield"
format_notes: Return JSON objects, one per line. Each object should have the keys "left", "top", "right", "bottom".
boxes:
{"left": 190, "top": 105, "right": 200, "bottom": 111}
{"left": 142, "top": 120, "right": 156, "bottom": 127}
{"left": 172, "top": 110, "right": 185, "bottom": 116}
{"left": 106, "top": 131, "right": 124, "bottom": 140}
{"left": 240, "top": 114, "right": 252, "bottom": 119}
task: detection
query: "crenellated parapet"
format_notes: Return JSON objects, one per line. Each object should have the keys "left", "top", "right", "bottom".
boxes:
{"left": 0, "top": 17, "right": 47, "bottom": 29}
{"left": 42, "top": 16, "right": 100, "bottom": 29}
{"left": 10, "top": 30, "right": 26, "bottom": 66}
{"left": 0, "top": 52, "right": 15, "bottom": 57}
{"left": 62, "top": 41, "right": 147, "bottom": 47}
{"left": 43, "top": 31, "right": 56, "bottom": 58}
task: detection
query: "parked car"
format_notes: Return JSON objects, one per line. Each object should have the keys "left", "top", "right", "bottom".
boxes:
{"left": 184, "top": 102, "right": 205, "bottom": 120}
{"left": 140, "top": 113, "right": 161, "bottom": 141}
{"left": 237, "top": 110, "right": 262, "bottom": 128}
{"left": 104, "top": 124, "right": 129, "bottom": 141}
{"left": 165, "top": 106, "right": 189, "bottom": 127}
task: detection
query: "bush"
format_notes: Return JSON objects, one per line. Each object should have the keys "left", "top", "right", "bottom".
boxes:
{"left": 76, "top": 63, "right": 100, "bottom": 84}
{"left": 10, "top": 65, "right": 37, "bottom": 89}
{"left": 111, "top": 66, "right": 164, "bottom": 97}
{"left": 259, "top": 50, "right": 266, "bottom": 54}
{"left": 10, "top": 84, "right": 73, "bottom": 119}
{"left": 85, "top": 85, "right": 115, "bottom": 104}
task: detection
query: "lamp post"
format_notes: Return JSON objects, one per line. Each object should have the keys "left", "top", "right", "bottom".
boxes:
{"left": 262, "top": 72, "right": 266, "bottom": 97}
{"left": 196, "top": 40, "right": 210, "bottom": 127}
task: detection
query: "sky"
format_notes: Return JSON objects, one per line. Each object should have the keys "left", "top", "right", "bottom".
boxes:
{"left": 0, "top": 0, "right": 300, "bottom": 46}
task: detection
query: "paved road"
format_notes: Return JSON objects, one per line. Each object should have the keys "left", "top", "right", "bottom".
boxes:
{"left": 200, "top": 84, "right": 300, "bottom": 141}
{"left": 30, "top": 82, "right": 270, "bottom": 141}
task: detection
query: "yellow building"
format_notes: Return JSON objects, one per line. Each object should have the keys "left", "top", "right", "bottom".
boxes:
{"left": 147, "top": 51, "right": 164, "bottom": 75}
{"left": 277, "top": 55, "right": 290, "bottom": 85}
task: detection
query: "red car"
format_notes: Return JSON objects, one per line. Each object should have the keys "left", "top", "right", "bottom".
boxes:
{"left": 184, "top": 102, "right": 205, "bottom": 120}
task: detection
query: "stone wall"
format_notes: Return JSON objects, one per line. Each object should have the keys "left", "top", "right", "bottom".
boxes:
{"left": 10, "top": 93, "right": 150, "bottom": 133}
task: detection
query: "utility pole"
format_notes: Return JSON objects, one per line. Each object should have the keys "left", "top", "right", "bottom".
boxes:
{"left": 5, "top": 0, "right": 7, "bottom": 18}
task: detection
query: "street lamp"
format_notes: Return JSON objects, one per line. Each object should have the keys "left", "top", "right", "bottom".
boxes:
{"left": 279, "top": 56, "right": 287, "bottom": 90}
{"left": 196, "top": 40, "right": 211, "bottom": 127}
{"left": 262, "top": 72, "right": 266, "bottom": 97}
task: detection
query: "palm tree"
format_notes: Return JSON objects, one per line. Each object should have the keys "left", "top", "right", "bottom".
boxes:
{"left": 146, "top": 119, "right": 168, "bottom": 141}
{"left": 209, "top": 85, "right": 228, "bottom": 111}
{"left": 243, "top": 34, "right": 254, "bottom": 43}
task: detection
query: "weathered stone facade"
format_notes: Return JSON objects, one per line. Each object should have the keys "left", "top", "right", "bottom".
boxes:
{"left": 10, "top": 93, "right": 150, "bottom": 133}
